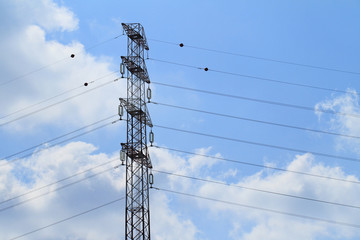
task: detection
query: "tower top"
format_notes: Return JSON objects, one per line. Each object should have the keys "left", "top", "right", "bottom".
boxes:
{"left": 121, "top": 23, "right": 149, "bottom": 50}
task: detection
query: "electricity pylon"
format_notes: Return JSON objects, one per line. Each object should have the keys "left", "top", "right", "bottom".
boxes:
{"left": 119, "top": 23, "right": 153, "bottom": 240}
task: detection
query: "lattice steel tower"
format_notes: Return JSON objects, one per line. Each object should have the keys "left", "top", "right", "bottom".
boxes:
{"left": 119, "top": 23, "right": 153, "bottom": 240}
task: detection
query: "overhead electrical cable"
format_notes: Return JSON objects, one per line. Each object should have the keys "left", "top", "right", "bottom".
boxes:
{"left": 151, "top": 101, "right": 360, "bottom": 139}
{"left": 1, "top": 114, "right": 117, "bottom": 160}
{"left": 0, "top": 119, "right": 121, "bottom": 167}
{"left": 148, "top": 58, "right": 352, "bottom": 94}
{"left": 5, "top": 169, "right": 359, "bottom": 239}
{"left": 0, "top": 77, "right": 121, "bottom": 127}
{"left": 8, "top": 196, "right": 125, "bottom": 240}
{"left": 83, "top": 33, "right": 124, "bottom": 52}
{"left": 151, "top": 146, "right": 360, "bottom": 185}
{"left": 151, "top": 81, "right": 360, "bottom": 119}
{"left": 1, "top": 58, "right": 70, "bottom": 87}
{"left": 0, "top": 165, "right": 116, "bottom": 213}
{"left": 0, "top": 71, "right": 118, "bottom": 121}
{"left": 1, "top": 33, "right": 124, "bottom": 87}
{"left": 153, "top": 170, "right": 360, "bottom": 210}
{"left": 155, "top": 187, "right": 360, "bottom": 229}
{"left": 0, "top": 157, "right": 119, "bottom": 206}
{"left": 154, "top": 124, "right": 360, "bottom": 164}
{"left": 148, "top": 38, "right": 360, "bottom": 76}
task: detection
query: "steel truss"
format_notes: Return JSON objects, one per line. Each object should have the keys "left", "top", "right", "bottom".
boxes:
{"left": 120, "top": 23, "right": 152, "bottom": 240}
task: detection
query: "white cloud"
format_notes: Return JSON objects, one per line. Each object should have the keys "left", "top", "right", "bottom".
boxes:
{"left": 0, "top": 142, "right": 206, "bottom": 240}
{"left": 0, "top": 0, "right": 125, "bottom": 132}
{"left": 198, "top": 153, "right": 360, "bottom": 240}
{"left": 0, "top": 141, "right": 124, "bottom": 240}
{"left": 1, "top": 141, "right": 360, "bottom": 240}
{"left": 150, "top": 146, "right": 219, "bottom": 175}
{"left": 150, "top": 146, "right": 220, "bottom": 192}
{"left": 240, "top": 219, "right": 327, "bottom": 240}
{"left": 151, "top": 192, "right": 199, "bottom": 240}
{"left": 315, "top": 90, "right": 360, "bottom": 154}
{"left": 0, "top": 0, "right": 78, "bottom": 32}
{"left": 149, "top": 146, "right": 360, "bottom": 240}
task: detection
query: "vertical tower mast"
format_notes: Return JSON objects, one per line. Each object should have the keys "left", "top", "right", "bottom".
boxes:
{"left": 120, "top": 23, "right": 152, "bottom": 240}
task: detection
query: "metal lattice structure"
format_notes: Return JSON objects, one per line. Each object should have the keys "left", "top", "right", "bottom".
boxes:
{"left": 120, "top": 23, "right": 152, "bottom": 240}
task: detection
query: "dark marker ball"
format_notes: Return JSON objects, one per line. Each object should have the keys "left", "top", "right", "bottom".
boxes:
{"left": 71, "top": 54, "right": 75, "bottom": 58}
{"left": 84, "top": 82, "right": 88, "bottom": 86}
{"left": 204, "top": 67, "right": 209, "bottom": 71}
{"left": 179, "top": 43, "right": 184, "bottom": 47}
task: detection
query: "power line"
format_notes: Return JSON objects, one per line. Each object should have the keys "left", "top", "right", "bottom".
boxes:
{"left": 1, "top": 58, "right": 69, "bottom": 87}
{"left": 1, "top": 34, "right": 124, "bottom": 87}
{"left": 148, "top": 38, "right": 360, "bottom": 76}
{"left": 84, "top": 34, "right": 124, "bottom": 52}
{"left": 154, "top": 124, "right": 360, "bottom": 163}
{"left": 151, "top": 81, "right": 360, "bottom": 119}
{"left": 155, "top": 187, "right": 360, "bottom": 229}
{"left": 1, "top": 114, "right": 117, "bottom": 160}
{"left": 151, "top": 146, "right": 360, "bottom": 185}
{"left": 0, "top": 71, "right": 118, "bottom": 121}
{"left": 0, "top": 165, "right": 116, "bottom": 213}
{"left": 0, "top": 119, "right": 121, "bottom": 167}
{"left": 149, "top": 58, "right": 352, "bottom": 94}
{"left": 153, "top": 170, "right": 360, "bottom": 210}
{"left": 0, "top": 77, "right": 121, "bottom": 127}
{"left": 8, "top": 196, "right": 125, "bottom": 240}
{"left": 0, "top": 157, "right": 119, "bottom": 206}
{"left": 5, "top": 167, "right": 358, "bottom": 238}
{"left": 151, "top": 101, "right": 360, "bottom": 139}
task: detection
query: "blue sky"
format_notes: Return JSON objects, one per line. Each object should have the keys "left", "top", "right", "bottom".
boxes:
{"left": 1, "top": 0, "right": 360, "bottom": 239}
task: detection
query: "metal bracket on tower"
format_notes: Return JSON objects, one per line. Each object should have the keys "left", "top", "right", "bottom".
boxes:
{"left": 119, "top": 98, "right": 153, "bottom": 128}
{"left": 121, "top": 23, "right": 149, "bottom": 50}
{"left": 121, "top": 56, "right": 150, "bottom": 83}
{"left": 121, "top": 142, "right": 153, "bottom": 169}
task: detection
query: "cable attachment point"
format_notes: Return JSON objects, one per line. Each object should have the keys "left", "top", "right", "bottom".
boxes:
{"left": 149, "top": 129, "right": 154, "bottom": 147}
{"left": 179, "top": 43, "right": 184, "bottom": 47}
{"left": 118, "top": 104, "right": 124, "bottom": 120}
{"left": 120, "top": 149, "right": 126, "bottom": 166}
{"left": 149, "top": 171, "right": 154, "bottom": 188}
{"left": 147, "top": 85, "right": 152, "bottom": 103}
{"left": 120, "top": 60, "right": 126, "bottom": 78}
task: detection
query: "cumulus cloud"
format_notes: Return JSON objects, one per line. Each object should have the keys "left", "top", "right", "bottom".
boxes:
{"left": 150, "top": 147, "right": 360, "bottom": 240}
{"left": 0, "top": 142, "right": 206, "bottom": 240}
{"left": 0, "top": 0, "right": 78, "bottom": 32}
{"left": 0, "top": 0, "right": 125, "bottom": 132}
{"left": 151, "top": 192, "right": 199, "bottom": 240}
{"left": 315, "top": 90, "right": 360, "bottom": 154}
{"left": 1, "top": 140, "right": 360, "bottom": 240}
{"left": 0, "top": 141, "right": 124, "bottom": 240}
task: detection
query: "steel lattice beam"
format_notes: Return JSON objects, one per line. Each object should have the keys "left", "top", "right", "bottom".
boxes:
{"left": 120, "top": 23, "right": 152, "bottom": 240}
